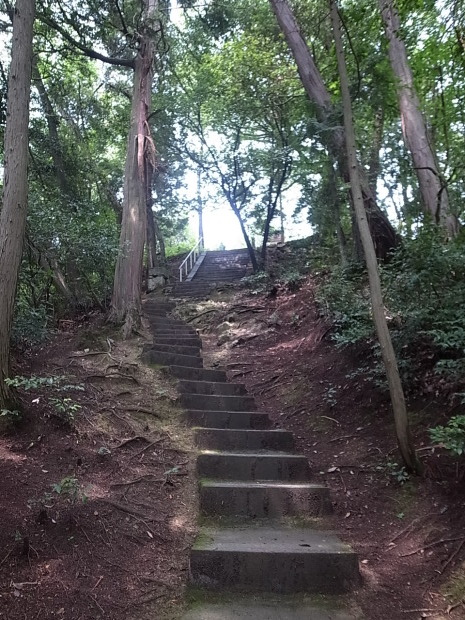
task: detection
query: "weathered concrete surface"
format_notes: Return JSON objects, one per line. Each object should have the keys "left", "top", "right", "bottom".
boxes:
{"left": 142, "top": 350, "right": 203, "bottom": 369}
{"left": 181, "top": 394, "right": 257, "bottom": 412}
{"left": 183, "top": 602, "right": 358, "bottom": 619}
{"left": 179, "top": 380, "right": 247, "bottom": 397}
{"left": 199, "top": 481, "right": 332, "bottom": 518}
{"left": 194, "top": 428, "right": 294, "bottom": 451}
{"left": 197, "top": 452, "right": 311, "bottom": 481}
{"left": 190, "top": 527, "right": 360, "bottom": 594}
{"left": 170, "top": 366, "right": 227, "bottom": 382}
{"left": 186, "top": 411, "right": 272, "bottom": 430}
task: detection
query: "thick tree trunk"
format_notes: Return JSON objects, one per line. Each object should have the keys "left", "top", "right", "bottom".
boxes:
{"left": 109, "top": 2, "right": 157, "bottom": 336}
{"left": 378, "top": 0, "right": 459, "bottom": 237}
{"left": 268, "top": 0, "right": 399, "bottom": 259}
{"left": 0, "top": 0, "right": 36, "bottom": 409}
{"left": 331, "top": 0, "right": 421, "bottom": 473}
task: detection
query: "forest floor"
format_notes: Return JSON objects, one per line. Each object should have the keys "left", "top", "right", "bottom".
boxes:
{"left": 176, "top": 276, "right": 465, "bottom": 620}
{"left": 0, "top": 309, "right": 197, "bottom": 620}
{"left": 2, "top": 273, "right": 465, "bottom": 620}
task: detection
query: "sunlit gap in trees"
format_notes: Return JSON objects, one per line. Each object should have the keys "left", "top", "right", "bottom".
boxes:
{"left": 181, "top": 168, "right": 312, "bottom": 250}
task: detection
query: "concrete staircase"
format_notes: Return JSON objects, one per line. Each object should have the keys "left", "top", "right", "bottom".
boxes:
{"left": 173, "top": 249, "right": 252, "bottom": 298}
{"left": 142, "top": 295, "right": 361, "bottom": 619}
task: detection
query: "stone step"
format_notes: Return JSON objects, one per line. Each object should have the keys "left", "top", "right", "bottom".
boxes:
{"left": 199, "top": 481, "right": 332, "bottom": 518}
{"left": 142, "top": 350, "right": 203, "bottom": 368}
{"left": 197, "top": 452, "right": 310, "bottom": 481}
{"left": 174, "top": 291, "right": 211, "bottom": 299}
{"left": 186, "top": 411, "right": 272, "bottom": 430}
{"left": 146, "top": 318, "right": 189, "bottom": 327}
{"left": 149, "top": 343, "right": 201, "bottom": 357}
{"left": 179, "top": 380, "right": 247, "bottom": 397}
{"left": 154, "top": 337, "right": 203, "bottom": 348}
{"left": 152, "top": 328, "right": 198, "bottom": 336}
{"left": 194, "top": 428, "right": 294, "bottom": 451}
{"left": 181, "top": 393, "right": 256, "bottom": 412}
{"left": 190, "top": 526, "right": 360, "bottom": 593}
{"left": 144, "top": 300, "right": 175, "bottom": 310}
{"left": 183, "top": 601, "right": 356, "bottom": 620}
{"left": 170, "top": 366, "right": 226, "bottom": 382}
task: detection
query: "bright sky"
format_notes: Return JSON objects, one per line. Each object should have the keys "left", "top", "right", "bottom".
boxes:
{"left": 181, "top": 169, "right": 313, "bottom": 250}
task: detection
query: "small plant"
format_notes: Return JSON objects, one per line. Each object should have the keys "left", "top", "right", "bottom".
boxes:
{"left": 0, "top": 408, "right": 21, "bottom": 421}
{"left": 48, "top": 398, "right": 82, "bottom": 424}
{"left": 429, "top": 416, "right": 465, "bottom": 456}
{"left": 323, "top": 385, "right": 338, "bottom": 408}
{"left": 385, "top": 461, "right": 410, "bottom": 485}
{"left": 51, "top": 476, "right": 87, "bottom": 504}
{"left": 5, "top": 375, "right": 66, "bottom": 390}
{"left": 241, "top": 272, "right": 271, "bottom": 294}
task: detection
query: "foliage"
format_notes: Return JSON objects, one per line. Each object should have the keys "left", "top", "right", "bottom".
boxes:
{"left": 430, "top": 416, "right": 465, "bottom": 456}
{"left": 318, "top": 229, "right": 465, "bottom": 391}
{"left": 241, "top": 272, "right": 272, "bottom": 294}
{"left": 5, "top": 375, "right": 84, "bottom": 425}
{"left": 51, "top": 476, "right": 88, "bottom": 504}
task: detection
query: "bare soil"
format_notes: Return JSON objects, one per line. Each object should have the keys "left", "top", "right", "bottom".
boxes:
{"left": 0, "top": 311, "right": 197, "bottom": 620}
{"left": 179, "top": 278, "right": 465, "bottom": 620}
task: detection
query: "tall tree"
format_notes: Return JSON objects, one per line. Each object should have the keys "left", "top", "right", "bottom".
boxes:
{"left": 378, "top": 0, "right": 459, "bottom": 237}
{"left": 268, "top": 0, "right": 399, "bottom": 259}
{"left": 330, "top": 0, "right": 420, "bottom": 473}
{"left": 0, "top": 0, "right": 36, "bottom": 409}
{"left": 108, "top": 0, "right": 158, "bottom": 335}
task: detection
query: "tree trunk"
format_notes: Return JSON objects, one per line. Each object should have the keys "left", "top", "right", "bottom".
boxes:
{"left": 330, "top": 0, "right": 421, "bottom": 474}
{"left": 268, "top": 0, "right": 399, "bottom": 259}
{"left": 327, "top": 160, "right": 349, "bottom": 265}
{"left": 32, "top": 59, "right": 71, "bottom": 199}
{"left": 230, "top": 204, "right": 259, "bottom": 272}
{"left": 368, "top": 107, "right": 384, "bottom": 197}
{"left": 109, "top": 1, "right": 157, "bottom": 336}
{"left": 197, "top": 167, "right": 204, "bottom": 247}
{"left": 26, "top": 233, "right": 77, "bottom": 306}
{"left": 378, "top": 0, "right": 459, "bottom": 237}
{"left": 153, "top": 214, "right": 167, "bottom": 266}
{"left": 0, "top": 0, "right": 36, "bottom": 409}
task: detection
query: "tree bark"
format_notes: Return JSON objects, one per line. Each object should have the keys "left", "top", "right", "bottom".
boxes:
{"left": 268, "top": 0, "right": 399, "bottom": 259}
{"left": 25, "top": 233, "right": 77, "bottom": 306}
{"left": 197, "top": 167, "right": 204, "bottom": 247}
{"left": 368, "top": 107, "right": 384, "bottom": 197}
{"left": 378, "top": 0, "right": 459, "bottom": 237}
{"left": 109, "top": 0, "right": 157, "bottom": 336}
{"left": 330, "top": 0, "right": 421, "bottom": 473}
{"left": 32, "top": 59, "right": 71, "bottom": 199}
{"left": 0, "top": 0, "right": 36, "bottom": 409}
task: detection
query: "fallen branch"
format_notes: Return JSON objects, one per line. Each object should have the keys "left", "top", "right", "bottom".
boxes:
{"left": 115, "top": 436, "right": 150, "bottom": 449}
{"left": 400, "top": 536, "right": 465, "bottom": 558}
{"left": 438, "top": 537, "right": 465, "bottom": 575}
{"left": 110, "top": 474, "right": 164, "bottom": 488}
{"left": 186, "top": 309, "right": 218, "bottom": 322}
